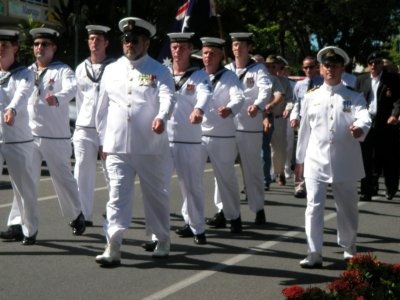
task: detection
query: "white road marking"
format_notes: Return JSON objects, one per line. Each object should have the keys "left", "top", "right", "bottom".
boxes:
{"left": 141, "top": 201, "right": 367, "bottom": 300}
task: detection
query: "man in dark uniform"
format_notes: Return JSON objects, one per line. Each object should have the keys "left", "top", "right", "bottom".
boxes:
{"left": 356, "top": 52, "right": 400, "bottom": 201}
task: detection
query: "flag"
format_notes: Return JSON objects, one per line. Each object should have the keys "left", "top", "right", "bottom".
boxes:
{"left": 157, "top": 0, "right": 217, "bottom": 65}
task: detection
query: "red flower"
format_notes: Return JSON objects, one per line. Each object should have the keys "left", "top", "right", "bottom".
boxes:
{"left": 282, "top": 285, "right": 305, "bottom": 299}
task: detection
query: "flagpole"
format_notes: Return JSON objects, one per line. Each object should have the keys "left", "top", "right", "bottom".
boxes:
{"left": 210, "top": 0, "right": 228, "bottom": 64}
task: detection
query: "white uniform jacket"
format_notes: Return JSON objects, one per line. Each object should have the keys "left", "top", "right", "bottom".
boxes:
{"left": 28, "top": 61, "right": 77, "bottom": 138}
{"left": 75, "top": 57, "right": 115, "bottom": 128}
{"left": 296, "top": 82, "right": 371, "bottom": 183}
{"left": 167, "top": 67, "right": 212, "bottom": 143}
{"left": 96, "top": 55, "right": 176, "bottom": 154}
{"left": 225, "top": 61, "right": 272, "bottom": 132}
{"left": 201, "top": 68, "right": 244, "bottom": 137}
{"left": 0, "top": 65, "right": 34, "bottom": 143}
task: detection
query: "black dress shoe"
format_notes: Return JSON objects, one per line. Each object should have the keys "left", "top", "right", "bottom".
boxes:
{"left": 175, "top": 224, "right": 194, "bottom": 237}
{"left": 205, "top": 210, "right": 226, "bottom": 228}
{"left": 0, "top": 225, "right": 23, "bottom": 241}
{"left": 359, "top": 194, "right": 371, "bottom": 201}
{"left": 386, "top": 193, "right": 395, "bottom": 200}
{"left": 85, "top": 221, "right": 93, "bottom": 227}
{"left": 254, "top": 209, "right": 266, "bottom": 225}
{"left": 22, "top": 231, "right": 37, "bottom": 246}
{"left": 141, "top": 240, "right": 158, "bottom": 252}
{"left": 230, "top": 216, "right": 242, "bottom": 233}
{"left": 69, "top": 212, "right": 86, "bottom": 236}
{"left": 194, "top": 233, "right": 207, "bottom": 245}
{"left": 264, "top": 184, "right": 270, "bottom": 191}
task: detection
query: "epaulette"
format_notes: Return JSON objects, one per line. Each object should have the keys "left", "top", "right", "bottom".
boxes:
{"left": 306, "top": 86, "right": 320, "bottom": 93}
{"left": 345, "top": 85, "right": 355, "bottom": 91}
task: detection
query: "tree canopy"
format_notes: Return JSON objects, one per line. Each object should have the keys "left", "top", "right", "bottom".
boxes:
{"left": 24, "top": 0, "right": 400, "bottom": 71}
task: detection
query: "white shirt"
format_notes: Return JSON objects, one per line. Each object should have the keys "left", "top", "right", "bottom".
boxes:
{"left": 201, "top": 68, "right": 244, "bottom": 137}
{"left": 167, "top": 67, "right": 212, "bottom": 143}
{"left": 368, "top": 72, "right": 382, "bottom": 116}
{"left": 0, "top": 65, "right": 34, "bottom": 143}
{"left": 225, "top": 61, "right": 272, "bottom": 132}
{"left": 28, "top": 61, "right": 77, "bottom": 138}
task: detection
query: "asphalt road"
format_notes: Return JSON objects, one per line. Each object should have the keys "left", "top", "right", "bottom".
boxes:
{"left": 0, "top": 162, "right": 398, "bottom": 300}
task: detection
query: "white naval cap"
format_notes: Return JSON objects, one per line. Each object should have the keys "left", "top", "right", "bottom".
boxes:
{"left": 0, "top": 29, "right": 19, "bottom": 42}
{"left": 30, "top": 27, "right": 59, "bottom": 42}
{"left": 317, "top": 46, "right": 350, "bottom": 65}
{"left": 118, "top": 17, "right": 156, "bottom": 38}
{"left": 229, "top": 32, "right": 253, "bottom": 42}
{"left": 167, "top": 32, "right": 195, "bottom": 43}
{"left": 200, "top": 37, "right": 225, "bottom": 49}
{"left": 86, "top": 25, "right": 111, "bottom": 36}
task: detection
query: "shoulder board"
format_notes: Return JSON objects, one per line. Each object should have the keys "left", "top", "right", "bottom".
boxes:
{"left": 306, "top": 86, "right": 320, "bottom": 93}
{"left": 345, "top": 85, "right": 355, "bottom": 91}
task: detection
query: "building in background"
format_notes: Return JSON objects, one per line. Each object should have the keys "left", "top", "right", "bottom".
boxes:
{"left": 0, "top": 0, "right": 58, "bottom": 27}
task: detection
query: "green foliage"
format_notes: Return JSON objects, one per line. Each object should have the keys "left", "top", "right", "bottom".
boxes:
{"left": 16, "top": 15, "right": 42, "bottom": 65}
{"left": 12, "top": 0, "right": 400, "bottom": 72}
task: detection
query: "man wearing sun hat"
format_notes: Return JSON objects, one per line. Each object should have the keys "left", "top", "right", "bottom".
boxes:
{"left": 0, "top": 29, "right": 39, "bottom": 245}
{"left": 223, "top": 32, "right": 272, "bottom": 225}
{"left": 95, "top": 17, "right": 176, "bottom": 266}
{"left": 200, "top": 37, "right": 245, "bottom": 233}
{"left": 1, "top": 27, "right": 86, "bottom": 242}
{"left": 295, "top": 46, "right": 371, "bottom": 268}
{"left": 73, "top": 25, "right": 115, "bottom": 227}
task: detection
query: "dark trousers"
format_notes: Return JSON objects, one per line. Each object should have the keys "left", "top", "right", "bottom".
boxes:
{"left": 360, "top": 126, "right": 399, "bottom": 196}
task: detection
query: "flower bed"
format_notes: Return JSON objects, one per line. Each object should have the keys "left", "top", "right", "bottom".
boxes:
{"left": 282, "top": 253, "right": 400, "bottom": 299}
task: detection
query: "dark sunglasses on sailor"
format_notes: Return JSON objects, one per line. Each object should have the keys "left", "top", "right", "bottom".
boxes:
{"left": 33, "top": 42, "right": 52, "bottom": 47}
{"left": 122, "top": 34, "right": 140, "bottom": 45}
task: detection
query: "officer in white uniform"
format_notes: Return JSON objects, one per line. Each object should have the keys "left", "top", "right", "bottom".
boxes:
{"left": 73, "top": 25, "right": 114, "bottom": 226}
{"left": 165, "top": 32, "right": 212, "bottom": 244}
{"left": 200, "top": 37, "right": 245, "bottom": 233}
{"left": 295, "top": 46, "right": 371, "bottom": 268}
{"left": 0, "top": 29, "right": 39, "bottom": 245}
{"left": 224, "top": 32, "right": 272, "bottom": 224}
{"left": 3, "top": 28, "right": 86, "bottom": 238}
{"left": 95, "top": 17, "right": 176, "bottom": 267}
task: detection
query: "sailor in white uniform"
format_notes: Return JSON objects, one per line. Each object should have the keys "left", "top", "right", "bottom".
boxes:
{"left": 2, "top": 28, "right": 86, "bottom": 240}
{"left": 73, "top": 25, "right": 114, "bottom": 226}
{"left": 0, "top": 29, "right": 39, "bottom": 245}
{"left": 200, "top": 37, "right": 245, "bottom": 233}
{"left": 165, "top": 32, "right": 212, "bottom": 244}
{"left": 295, "top": 46, "right": 371, "bottom": 268}
{"left": 95, "top": 17, "right": 176, "bottom": 267}
{"left": 224, "top": 32, "right": 272, "bottom": 225}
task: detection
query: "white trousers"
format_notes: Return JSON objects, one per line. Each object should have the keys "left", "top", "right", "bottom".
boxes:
{"left": 73, "top": 128, "right": 109, "bottom": 222}
{"left": 285, "top": 118, "right": 295, "bottom": 173}
{"left": 201, "top": 136, "right": 240, "bottom": 220}
{"left": 104, "top": 153, "right": 170, "bottom": 245}
{"left": 1, "top": 142, "right": 38, "bottom": 237}
{"left": 166, "top": 143, "right": 205, "bottom": 235}
{"left": 270, "top": 117, "right": 287, "bottom": 175}
{"left": 8, "top": 138, "right": 82, "bottom": 226}
{"left": 304, "top": 178, "right": 359, "bottom": 254}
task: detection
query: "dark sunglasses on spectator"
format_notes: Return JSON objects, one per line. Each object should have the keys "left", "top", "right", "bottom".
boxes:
{"left": 368, "top": 59, "right": 382, "bottom": 65}
{"left": 33, "top": 42, "right": 52, "bottom": 47}
{"left": 303, "top": 65, "right": 315, "bottom": 69}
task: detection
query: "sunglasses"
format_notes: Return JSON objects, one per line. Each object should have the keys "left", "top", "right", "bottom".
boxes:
{"left": 33, "top": 42, "right": 52, "bottom": 47}
{"left": 122, "top": 36, "right": 140, "bottom": 45}
{"left": 368, "top": 59, "right": 382, "bottom": 65}
{"left": 303, "top": 65, "right": 315, "bottom": 70}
